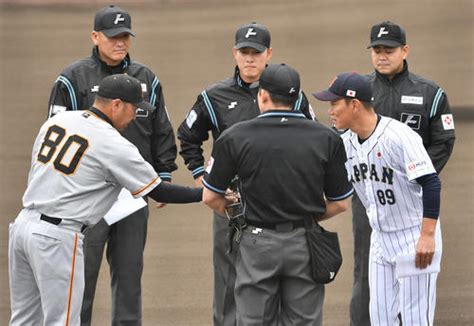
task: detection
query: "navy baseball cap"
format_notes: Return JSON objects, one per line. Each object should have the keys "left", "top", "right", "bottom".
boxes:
{"left": 259, "top": 64, "right": 300, "bottom": 99}
{"left": 368, "top": 21, "right": 406, "bottom": 48}
{"left": 312, "top": 72, "right": 373, "bottom": 102}
{"left": 98, "top": 74, "right": 153, "bottom": 111}
{"left": 235, "top": 22, "right": 271, "bottom": 53}
{"left": 94, "top": 5, "right": 135, "bottom": 37}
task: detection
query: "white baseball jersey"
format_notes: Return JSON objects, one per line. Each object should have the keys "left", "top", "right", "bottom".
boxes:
{"left": 22, "top": 110, "right": 161, "bottom": 226}
{"left": 341, "top": 116, "right": 436, "bottom": 233}
{"left": 342, "top": 116, "right": 441, "bottom": 325}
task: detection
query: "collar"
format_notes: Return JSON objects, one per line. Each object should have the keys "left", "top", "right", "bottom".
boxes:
{"left": 375, "top": 60, "right": 409, "bottom": 84}
{"left": 258, "top": 109, "right": 306, "bottom": 119}
{"left": 349, "top": 116, "right": 391, "bottom": 152}
{"left": 234, "top": 66, "right": 260, "bottom": 90}
{"left": 358, "top": 114, "right": 382, "bottom": 144}
{"left": 92, "top": 46, "right": 130, "bottom": 74}
{"left": 88, "top": 107, "right": 114, "bottom": 127}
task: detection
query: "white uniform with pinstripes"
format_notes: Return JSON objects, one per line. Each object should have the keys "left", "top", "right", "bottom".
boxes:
{"left": 9, "top": 110, "right": 160, "bottom": 325}
{"left": 341, "top": 116, "right": 441, "bottom": 325}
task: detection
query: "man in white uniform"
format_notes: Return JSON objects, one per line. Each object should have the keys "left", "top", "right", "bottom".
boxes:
{"left": 313, "top": 72, "right": 442, "bottom": 325}
{"left": 8, "top": 74, "right": 202, "bottom": 325}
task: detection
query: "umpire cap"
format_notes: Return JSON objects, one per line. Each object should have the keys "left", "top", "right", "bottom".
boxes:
{"left": 312, "top": 72, "right": 373, "bottom": 103}
{"left": 94, "top": 5, "right": 135, "bottom": 37}
{"left": 259, "top": 64, "right": 300, "bottom": 100}
{"left": 368, "top": 21, "right": 406, "bottom": 48}
{"left": 235, "top": 22, "right": 271, "bottom": 53}
{"left": 98, "top": 74, "right": 153, "bottom": 111}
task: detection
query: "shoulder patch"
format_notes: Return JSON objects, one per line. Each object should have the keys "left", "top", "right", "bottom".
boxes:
{"left": 186, "top": 110, "right": 198, "bottom": 129}
{"left": 441, "top": 114, "right": 455, "bottom": 130}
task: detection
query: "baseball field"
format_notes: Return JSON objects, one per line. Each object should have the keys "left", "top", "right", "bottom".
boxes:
{"left": 0, "top": 0, "right": 472, "bottom": 324}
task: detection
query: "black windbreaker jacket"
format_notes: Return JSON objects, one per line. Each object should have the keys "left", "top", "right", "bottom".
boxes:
{"left": 48, "top": 47, "right": 177, "bottom": 180}
{"left": 177, "top": 67, "right": 316, "bottom": 179}
{"left": 367, "top": 61, "right": 455, "bottom": 173}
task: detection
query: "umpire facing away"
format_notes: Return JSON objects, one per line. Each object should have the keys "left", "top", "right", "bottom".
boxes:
{"left": 202, "top": 64, "right": 354, "bottom": 325}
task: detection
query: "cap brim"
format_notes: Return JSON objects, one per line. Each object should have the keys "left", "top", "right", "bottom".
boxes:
{"left": 102, "top": 27, "right": 135, "bottom": 38}
{"left": 133, "top": 100, "right": 154, "bottom": 112}
{"left": 235, "top": 42, "right": 266, "bottom": 53}
{"left": 367, "top": 40, "right": 403, "bottom": 49}
{"left": 312, "top": 90, "right": 344, "bottom": 102}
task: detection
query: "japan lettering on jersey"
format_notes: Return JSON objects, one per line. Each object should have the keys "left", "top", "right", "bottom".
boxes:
{"left": 22, "top": 110, "right": 160, "bottom": 226}
{"left": 341, "top": 116, "right": 435, "bottom": 232}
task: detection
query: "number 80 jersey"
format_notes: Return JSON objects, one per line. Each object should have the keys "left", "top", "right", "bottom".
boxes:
{"left": 22, "top": 110, "right": 160, "bottom": 226}
{"left": 341, "top": 116, "right": 436, "bottom": 232}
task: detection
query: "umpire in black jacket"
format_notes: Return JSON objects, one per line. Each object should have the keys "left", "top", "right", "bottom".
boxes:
{"left": 203, "top": 64, "right": 353, "bottom": 325}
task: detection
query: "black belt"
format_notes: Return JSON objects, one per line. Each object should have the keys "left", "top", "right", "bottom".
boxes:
{"left": 246, "top": 219, "right": 306, "bottom": 232}
{"left": 40, "top": 214, "right": 87, "bottom": 232}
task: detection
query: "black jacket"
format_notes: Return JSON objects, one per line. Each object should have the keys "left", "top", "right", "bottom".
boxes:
{"left": 177, "top": 67, "right": 316, "bottom": 178}
{"left": 48, "top": 47, "right": 177, "bottom": 180}
{"left": 367, "top": 61, "right": 455, "bottom": 173}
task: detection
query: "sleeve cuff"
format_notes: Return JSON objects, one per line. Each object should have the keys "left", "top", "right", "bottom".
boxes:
{"left": 326, "top": 188, "right": 354, "bottom": 201}
{"left": 191, "top": 166, "right": 205, "bottom": 179}
{"left": 158, "top": 172, "right": 172, "bottom": 182}
{"left": 202, "top": 178, "right": 226, "bottom": 194}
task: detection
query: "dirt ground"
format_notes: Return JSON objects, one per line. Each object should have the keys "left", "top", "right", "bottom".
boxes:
{"left": 0, "top": 1, "right": 473, "bottom": 325}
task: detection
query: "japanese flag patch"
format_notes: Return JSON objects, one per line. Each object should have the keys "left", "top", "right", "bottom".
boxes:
{"left": 441, "top": 114, "right": 455, "bottom": 130}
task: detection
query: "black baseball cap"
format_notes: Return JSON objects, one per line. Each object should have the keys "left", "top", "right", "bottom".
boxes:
{"left": 368, "top": 21, "right": 406, "bottom": 48}
{"left": 98, "top": 74, "right": 153, "bottom": 111}
{"left": 259, "top": 64, "right": 300, "bottom": 99}
{"left": 312, "top": 72, "right": 373, "bottom": 102}
{"left": 235, "top": 22, "right": 271, "bottom": 53}
{"left": 94, "top": 5, "right": 135, "bottom": 37}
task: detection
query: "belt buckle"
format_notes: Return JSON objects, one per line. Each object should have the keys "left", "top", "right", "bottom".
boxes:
{"left": 275, "top": 222, "right": 293, "bottom": 232}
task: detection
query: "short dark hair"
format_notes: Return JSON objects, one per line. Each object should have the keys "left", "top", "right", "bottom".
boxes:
{"left": 344, "top": 98, "right": 372, "bottom": 109}
{"left": 95, "top": 95, "right": 114, "bottom": 105}
{"left": 265, "top": 90, "right": 296, "bottom": 108}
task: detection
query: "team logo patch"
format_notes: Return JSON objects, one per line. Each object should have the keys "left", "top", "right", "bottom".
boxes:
{"left": 400, "top": 113, "right": 421, "bottom": 130}
{"left": 141, "top": 83, "right": 147, "bottom": 93}
{"left": 91, "top": 85, "right": 99, "bottom": 92}
{"left": 401, "top": 95, "right": 423, "bottom": 105}
{"left": 406, "top": 160, "right": 428, "bottom": 172}
{"left": 205, "top": 156, "right": 215, "bottom": 173}
{"left": 186, "top": 110, "right": 198, "bottom": 128}
{"left": 441, "top": 114, "right": 455, "bottom": 130}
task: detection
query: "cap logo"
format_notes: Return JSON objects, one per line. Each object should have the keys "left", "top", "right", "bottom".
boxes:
{"left": 377, "top": 27, "right": 389, "bottom": 38}
{"left": 114, "top": 13, "right": 125, "bottom": 25}
{"left": 245, "top": 28, "right": 257, "bottom": 38}
{"left": 346, "top": 90, "right": 356, "bottom": 97}
{"left": 289, "top": 87, "right": 296, "bottom": 94}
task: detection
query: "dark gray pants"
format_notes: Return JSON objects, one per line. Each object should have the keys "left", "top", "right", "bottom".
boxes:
{"left": 235, "top": 226, "right": 324, "bottom": 326}
{"left": 350, "top": 194, "right": 371, "bottom": 326}
{"left": 213, "top": 213, "right": 238, "bottom": 326}
{"left": 81, "top": 205, "right": 149, "bottom": 326}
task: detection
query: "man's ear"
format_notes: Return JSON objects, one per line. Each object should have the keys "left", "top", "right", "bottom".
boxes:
{"left": 91, "top": 31, "right": 99, "bottom": 46}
